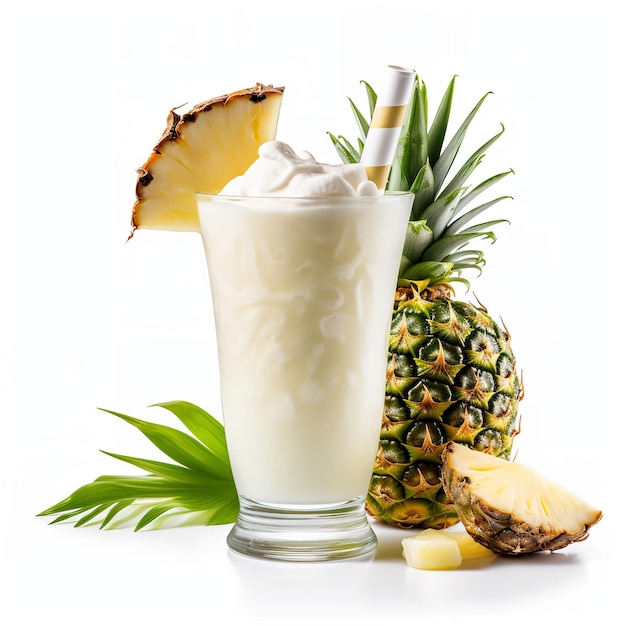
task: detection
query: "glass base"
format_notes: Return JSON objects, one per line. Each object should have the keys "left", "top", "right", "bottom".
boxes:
{"left": 227, "top": 495, "right": 377, "bottom": 562}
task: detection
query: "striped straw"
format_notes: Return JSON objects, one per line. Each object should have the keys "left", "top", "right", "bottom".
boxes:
{"left": 360, "top": 65, "right": 416, "bottom": 190}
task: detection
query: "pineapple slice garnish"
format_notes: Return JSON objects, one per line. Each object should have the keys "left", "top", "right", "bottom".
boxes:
{"left": 441, "top": 442, "right": 602, "bottom": 555}
{"left": 131, "top": 83, "right": 284, "bottom": 237}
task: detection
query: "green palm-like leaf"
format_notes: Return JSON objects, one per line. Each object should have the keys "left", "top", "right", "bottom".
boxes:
{"left": 99, "top": 450, "right": 203, "bottom": 482}
{"left": 98, "top": 408, "right": 227, "bottom": 477}
{"left": 38, "top": 401, "right": 239, "bottom": 531}
{"left": 154, "top": 400, "right": 230, "bottom": 466}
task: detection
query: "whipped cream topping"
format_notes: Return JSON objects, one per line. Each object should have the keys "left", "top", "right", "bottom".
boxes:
{"left": 219, "top": 140, "right": 379, "bottom": 197}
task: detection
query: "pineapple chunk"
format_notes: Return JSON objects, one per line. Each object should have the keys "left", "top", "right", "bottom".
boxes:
{"left": 441, "top": 442, "right": 602, "bottom": 555}
{"left": 402, "top": 528, "right": 495, "bottom": 570}
{"left": 131, "top": 83, "right": 284, "bottom": 237}
{"left": 402, "top": 529, "right": 462, "bottom": 570}
{"left": 443, "top": 530, "right": 496, "bottom": 560}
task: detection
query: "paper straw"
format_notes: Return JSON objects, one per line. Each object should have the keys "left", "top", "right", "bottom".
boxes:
{"left": 360, "top": 65, "right": 416, "bottom": 190}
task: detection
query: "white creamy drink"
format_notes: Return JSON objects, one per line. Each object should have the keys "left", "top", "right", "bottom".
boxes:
{"left": 198, "top": 141, "right": 412, "bottom": 506}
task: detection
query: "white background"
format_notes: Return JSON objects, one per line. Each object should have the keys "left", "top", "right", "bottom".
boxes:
{"left": 1, "top": 0, "right": 623, "bottom": 623}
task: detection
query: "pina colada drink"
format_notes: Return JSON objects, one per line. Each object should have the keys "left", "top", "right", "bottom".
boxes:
{"left": 201, "top": 197, "right": 407, "bottom": 504}
{"left": 198, "top": 142, "right": 413, "bottom": 560}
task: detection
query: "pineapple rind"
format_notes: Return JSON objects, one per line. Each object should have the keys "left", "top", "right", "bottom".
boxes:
{"left": 131, "top": 84, "right": 284, "bottom": 236}
{"left": 441, "top": 442, "right": 603, "bottom": 554}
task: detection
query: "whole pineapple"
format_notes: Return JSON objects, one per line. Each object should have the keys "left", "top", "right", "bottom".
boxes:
{"left": 331, "top": 74, "right": 522, "bottom": 529}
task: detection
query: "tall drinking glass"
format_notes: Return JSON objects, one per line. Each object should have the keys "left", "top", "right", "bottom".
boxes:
{"left": 197, "top": 192, "right": 413, "bottom": 561}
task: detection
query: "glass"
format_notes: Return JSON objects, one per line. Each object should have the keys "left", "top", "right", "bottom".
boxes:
{"left": 197, "top": 192, "right": 413, "bottom": 561}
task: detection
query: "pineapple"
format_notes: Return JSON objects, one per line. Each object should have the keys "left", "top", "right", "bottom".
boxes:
{"left": 401, "top": 529, "right": 463, "bottom": 570}
{"left": 401, "top": 527, "right": 495, "bottom": 570}
{"left": 131, "top": 83, "right": 284, "bottom": 237}
{"left": 441, "top": 442, "right": 602, "bottom": 554}
{"left": 331, "top": 75, "right": 522, "bottom": 529}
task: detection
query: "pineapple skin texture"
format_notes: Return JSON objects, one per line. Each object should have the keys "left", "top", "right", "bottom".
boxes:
{"left": 366, "top": 287, "right": 522, "bottom": 529}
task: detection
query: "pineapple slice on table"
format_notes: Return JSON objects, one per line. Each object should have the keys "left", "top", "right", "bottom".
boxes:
{"left": 131, "top": 83, "right": 284, "bottom": 237}
{"left": 441, "top": 442, "right": 602, "bottom": 555}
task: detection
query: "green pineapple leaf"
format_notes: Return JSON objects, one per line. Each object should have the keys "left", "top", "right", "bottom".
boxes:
{"left": 348, "top": 97, "right": 370, "bottom": 142}
{"left": 427, "top": 75, "right": 456, "bottom": 166}
{"left": 442, "top": 249, "right": 487, "bottom": 277}
{"left": 420, "top": 187, "right": 467, "bottom": 240}
{"left": 443, "top": 249, "right": 485, "bottom": 265}
{"left": 421, "top": 230, "right": 497, "bottom": 263}
{"left": 402, "top": 220, "right": 433, "bottom": 262}
{"left": 453, "top": 219, "right": 510, "bottom": 236}
{"left": 336, "top": 135, "right": 361, "bottom": 163}
{"left": 445, "top": 196, "right": 513, "bottom": 236}
{"left": 330, "top": 72, "right": 513, "bottom": 289}
{"left": 409, "top": 160, "right": 436, "bottom": 220}
{"left": 401, "top": 260, "right": 455, "bottom": 283}
{"left": 389, "top": 76, "right": 427, "bottom": 192}
{"left": 432, "top": 91, "right": 492, "bottom": 195}
{"left": 38, "top": 402, "right": 239, "bottom": 531}
{"left": 438, "top": 124, "right": 506, "bottom": 200}
{"left": 455, "top": 169, "right": 514, "bottom": 215}
{"left": 361, "top": 80, "right": 377, "bottom": 117}
{"left": 329, "top": 81, "right": 377, "bottom": 164}
{"left": 327, "top": 132, "right": 359, "bottom": 164}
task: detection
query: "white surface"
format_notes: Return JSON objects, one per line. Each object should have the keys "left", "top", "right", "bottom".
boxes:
{"left": 1, "top": 0, "right": 622, "bottom": 623}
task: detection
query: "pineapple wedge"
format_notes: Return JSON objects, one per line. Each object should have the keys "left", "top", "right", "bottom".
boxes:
{"left": 441, "top": 442, "right": 602, "bottom": 555}
{"left": 131, "top": 83, "right": 284, "bottom": 236}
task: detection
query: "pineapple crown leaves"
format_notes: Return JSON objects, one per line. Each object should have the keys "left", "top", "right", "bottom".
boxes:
{"left": 327, "top": 80, "right": 377, "bottom": 163}
{"left": 38, "top": 401, "right": 239, "bottom": 531}
{"left": 329, "top": 73, "right": 514, "bottom": 290}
